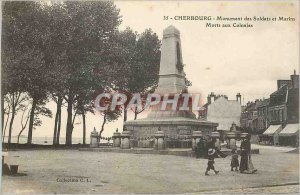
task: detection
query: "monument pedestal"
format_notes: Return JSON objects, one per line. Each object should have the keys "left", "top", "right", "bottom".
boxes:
{"left": 90, "top": 128, "right": 99, "bottom": 148}
{"left": 121, "top": 131, "right": 131, "bottom": 149}
{"left": 112, "top": 131, "right": 121, "bottom": 147}
{"left": 192, "top": 131, "right": 203, "bottom": 150}
{"left": 125, "top": 117, "right": 217, "bottom": 148}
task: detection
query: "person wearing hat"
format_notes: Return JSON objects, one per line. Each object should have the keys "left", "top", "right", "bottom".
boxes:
{"left": 205, "top": 148, "right": 219, "bottom": 176}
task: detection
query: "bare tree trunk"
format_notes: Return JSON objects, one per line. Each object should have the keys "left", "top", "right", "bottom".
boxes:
{"left": 123, "top": 108, "right": 127, "bottom": 130}
{"left": 56, "top": 106, "right": 62, "bottom": 145}
{"left": 8, "top": 106, "right": 15, "bottom": 145}
{"left": 2, "top": 111, "right": 10, "bottom": 143}
{"left": 66, "top": 96, "right": 74, "bottom": 146}
{"left": 7, "top": 93, "right": 21, "bottom": 146}
{"left": 82, "top": 111, "right": 86, "bottom": 145}
{"left": 123, "top": 108, "right": 127, "bottom": 122}
{"left": 134, "top": 112, "right": 138, "bottom": 120}
{"left": 53, "top": 106, "right": 59, "bottom": 145}
{"left": 17, "top": 127, "right": 26, "bottom": 144}
{"left": 53, "top": 96, "right": 62, "bottom": 145}
{"left": 134, "top": 107, "right": 138, "bottom": 120}
{"left": 27, "top": 98, "right": 37, "bottom": 144}
{"left": 99, "top": 114, "right": 107, "bottom": 143}
{"left": 17, "top": 108, "right": 30, "bottom": 145}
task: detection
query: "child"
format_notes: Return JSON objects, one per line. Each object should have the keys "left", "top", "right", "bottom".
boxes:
{"left": 205, "top": 148, "right": 219, "bottom": 176}
{"left": 231, "top": 149, "right": 239, "bottom": 171}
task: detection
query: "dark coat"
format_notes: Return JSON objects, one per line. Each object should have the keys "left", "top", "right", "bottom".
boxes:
{"left": 239, "top": 149, "right": 248, "bottom": 172}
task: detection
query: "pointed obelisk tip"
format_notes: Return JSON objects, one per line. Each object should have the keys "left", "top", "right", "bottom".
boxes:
{"left": 163, "top": 25, "right": 180, "bottom": 36}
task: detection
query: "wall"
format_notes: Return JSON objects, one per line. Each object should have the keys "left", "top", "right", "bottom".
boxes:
{"left": 207, "top": 97, "right": 241, "bottom": 130}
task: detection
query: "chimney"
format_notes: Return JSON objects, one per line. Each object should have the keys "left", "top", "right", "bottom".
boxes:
{"left": 210, "top": 92, "right": 215, "bottom": 103}
{"left": 291, "top": 70, "right": 299, "bottom": 89}
{"left": 207, "top": 95, "right": 211, "bottom": 104}
{"left": 236, "top": 93, "right": 241, "bottom": 104}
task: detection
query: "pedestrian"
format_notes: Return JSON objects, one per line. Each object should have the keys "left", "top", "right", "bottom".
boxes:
{"left": 240, "top": 134, "right": 257, "bottom": 174}
{"left": 205, "top": 148, "right": 219, "bottom": 176}
{"left": 195, "top": 138, "right": 205, "bottom": 158}
{"left": 230, "top": 148, "right": 239, "bottom": 171}
{"left": 239, "top": 147, "right": 248, "bottom": 173}
{"left": 239, "top": 136, "right": 249, "bottom": 173}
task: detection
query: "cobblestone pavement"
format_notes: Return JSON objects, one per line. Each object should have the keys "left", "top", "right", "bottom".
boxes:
{"left": 2, "top": 146, "right": 299, "bottom": 194}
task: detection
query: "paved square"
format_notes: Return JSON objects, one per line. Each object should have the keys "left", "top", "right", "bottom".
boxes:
{"left": 2, "top": 145, "right": 299, "bottom": 194}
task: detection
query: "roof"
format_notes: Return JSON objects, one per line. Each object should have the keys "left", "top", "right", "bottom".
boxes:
{"left": 279, "top": 124, "right": 299, "bottom": 136}
{"left": 270, "top": 84, "right": 288, "bottom": 96}
{"left": 263, "top": 125, "right": 282, "bottom": 136}
{"left": 257, "top": 98, "right": 270, "bottom": 108}
{"left": 269, "top": 85, "right": 289, "bottom": 106}
{"left": 201, "top": 103, "right": 209, "bottom": 109}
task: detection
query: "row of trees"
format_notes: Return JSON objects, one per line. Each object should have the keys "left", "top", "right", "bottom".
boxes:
{"left": 2, "top": 1, "right": 161, "bottom": 146}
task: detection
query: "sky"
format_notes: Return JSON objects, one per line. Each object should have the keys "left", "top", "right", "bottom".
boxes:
{"left": 4, "top": 1, "right": 299, "bottom": 142}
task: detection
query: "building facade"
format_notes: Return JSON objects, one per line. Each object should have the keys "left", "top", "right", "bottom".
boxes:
{"left": 199, "top": 92, "right": 242, "bottom": 131}
{"left": 257, "top": 98, "right": 270, "bottom": 133}
{"left": 240, "top": 100, "right": 261, "bottom": 133}
{"left": 268, "top": 71, "right": 299, "bottom": 126}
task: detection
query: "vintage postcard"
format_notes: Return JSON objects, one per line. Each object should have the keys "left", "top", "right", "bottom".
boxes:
{"left": 1, "top": 0, "right": 299, "bottom": 194}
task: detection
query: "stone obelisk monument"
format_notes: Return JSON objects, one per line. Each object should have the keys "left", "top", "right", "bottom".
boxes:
{"left": 155, "top": 25, "right": 186, "bottom": 94}
{"left": 124, "top": 25, "right": 218, "bottom": 147}
{"left": 147, "top": 25, "right": 195, "bottom": 119}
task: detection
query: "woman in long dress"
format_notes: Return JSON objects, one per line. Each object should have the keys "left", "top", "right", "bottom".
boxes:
{"left": 239, "top": 147, "right": 248, "bottom": 173}
{"left": 240, "top": 135, "right": 257, "bottom": 173}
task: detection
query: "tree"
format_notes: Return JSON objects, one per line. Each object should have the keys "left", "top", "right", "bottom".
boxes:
{"left": 36, "top": 3, "right": 69, "bottom": 146}
{"left": 95, "top": 92, "right": 122, "bottom": 140}
{"left": 114, "top": 28, "right": 161, "bottom": 122}
{"left": 75, "top": 92, "right": 95, "bottom": 145}
{"left": 3, "top": 1, "right": 123, "bottom": 146}
{"left": 17, "top": 103, "right": 30, "bottom": 144}
{"left": 2, "top": 2, "right": 33, "bottom": 145}
{"left": 3, "top": 93, "right": 28, "bottom": 145}
{"left": 52, "top": 96, "right": 64, "bottom": 145}
{"left": 99, "top": 109, "right": 122, "bottom": 141}
{"left": 2, "top": 1, "right": 53, "bottom": 144}
{"left": 2, "top": 97, "right": 11, "bottom": 142}
{"left": 17, "top": 101, "right": 52, "bottom": 145}
{"left": 56, "top": 1, "right": 122, "bottom": 146}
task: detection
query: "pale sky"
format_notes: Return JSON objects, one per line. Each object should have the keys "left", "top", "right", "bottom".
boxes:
{"left": 5, "top": 1, "right": 299, "bottom": 142}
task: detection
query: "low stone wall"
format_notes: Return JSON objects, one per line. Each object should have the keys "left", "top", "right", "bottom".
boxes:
{"left": 79, "top": 147, "right": 259, "bottom": 157}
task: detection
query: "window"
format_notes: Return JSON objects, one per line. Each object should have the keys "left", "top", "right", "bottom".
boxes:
{"left": 279, "top": 110, "right": 283, "bottom": 121}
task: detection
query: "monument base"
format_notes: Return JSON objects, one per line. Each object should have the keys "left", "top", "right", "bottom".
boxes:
{"left": 124, "top": 117, "right": 218, "bottom": 148}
